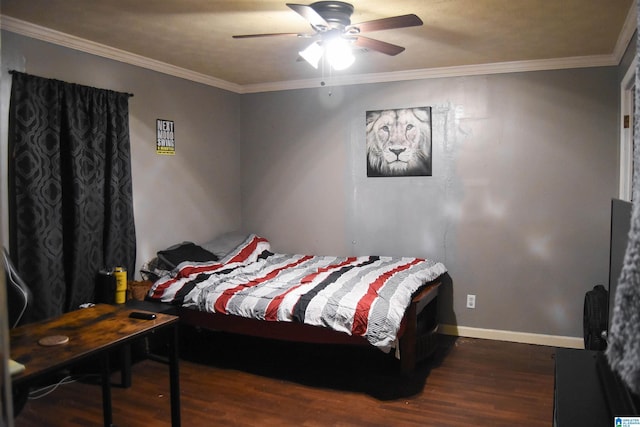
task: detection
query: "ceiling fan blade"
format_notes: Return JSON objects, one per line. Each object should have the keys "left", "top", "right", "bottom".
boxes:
{"left": 354, "top": 36, "right": 406, "bottom": 56}
{"left": 352, "top": 14, "right": 423, "bottom": 33}
{"left": 286, "top": 3, "right": 330, "bottom": 29}
{"left": 232, "top": 32, "right": 302, "bottom": 39}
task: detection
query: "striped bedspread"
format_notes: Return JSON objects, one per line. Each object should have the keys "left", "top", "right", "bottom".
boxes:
{"left": 148, "top": 235, "right": 447, "bottom": 352}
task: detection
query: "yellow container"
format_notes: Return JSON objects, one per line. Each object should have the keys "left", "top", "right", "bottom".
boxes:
{"left": 114, "top": 267, "right": 127, "bottom": 304}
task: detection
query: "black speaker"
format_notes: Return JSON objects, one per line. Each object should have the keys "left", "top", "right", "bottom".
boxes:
{"left": 95, "top": 270, "right": 117, "bottom": 304}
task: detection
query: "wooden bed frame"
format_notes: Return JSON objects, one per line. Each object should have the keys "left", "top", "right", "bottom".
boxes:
{"left": 177, "top": 278, "right": 442, "bottom": 374}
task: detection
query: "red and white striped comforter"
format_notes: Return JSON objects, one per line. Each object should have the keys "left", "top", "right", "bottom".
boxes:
{"left": 148, "top": 235, "right": 446, "bottom": 352}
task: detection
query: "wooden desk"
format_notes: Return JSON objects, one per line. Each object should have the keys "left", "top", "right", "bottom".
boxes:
{"left": 10, "top": 304, "right": 180, "bottom": 426}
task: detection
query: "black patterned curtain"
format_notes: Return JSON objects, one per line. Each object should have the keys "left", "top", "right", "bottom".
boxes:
{"left": 8, "top": 72, "right": 136, "bottom": 321}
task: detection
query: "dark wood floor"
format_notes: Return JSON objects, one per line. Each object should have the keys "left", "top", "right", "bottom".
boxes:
{"left": 13, "top": 330, "right": 556, "bottom": 426}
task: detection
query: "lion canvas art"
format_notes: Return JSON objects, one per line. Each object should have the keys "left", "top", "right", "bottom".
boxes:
{"left": 366, "top": 107, "right": 432, "bottom": 177}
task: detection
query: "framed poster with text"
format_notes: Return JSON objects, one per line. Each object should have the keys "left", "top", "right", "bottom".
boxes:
{"left": 157, "top": 119, "right": 175, "bottom": 155}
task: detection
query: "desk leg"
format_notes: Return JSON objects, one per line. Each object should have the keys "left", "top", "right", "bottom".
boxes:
{"left": 101, "top": 353, "right": 113, "bottom": 427}
{"left": 120, "top": 344, "right": 132, "bottom": 388}
{"left": 169, "top": 323, "right": 181, "bottom": 427}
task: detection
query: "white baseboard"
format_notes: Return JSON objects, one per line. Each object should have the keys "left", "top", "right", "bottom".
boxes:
{"left": 439, "top": 324, "right": 584, "bottom": 349}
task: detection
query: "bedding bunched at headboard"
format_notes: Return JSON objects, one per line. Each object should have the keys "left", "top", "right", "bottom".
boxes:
{"left": 148, "top": 234, "right": 447, "bottom": 353}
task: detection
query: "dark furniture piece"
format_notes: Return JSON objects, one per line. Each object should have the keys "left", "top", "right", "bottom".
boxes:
{"left": 10, "top": 304, "right": 181, "bottom": 427}
{"left": 178, "top": 279, "right": 441, "bottom": 374}
{"left": 554, "top": 348, "right": 640, "bottom": 426}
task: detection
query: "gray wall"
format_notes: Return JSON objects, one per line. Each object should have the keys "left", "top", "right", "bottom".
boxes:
{"left": 240, "top": 69, "right": 619, "bottom": 338}
{"left": 0, "top": 32, "right": 243, "bottom": 277}
{"left": 0, "top": 30, "right": 623, "bottom": 339}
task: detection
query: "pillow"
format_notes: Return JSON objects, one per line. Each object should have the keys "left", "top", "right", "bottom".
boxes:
{"left": 139, "top": 256, "right": 172, "bottom": 283}
{"left": 157, "top": 242, "right": 218, "bottom": 269}
{"left": 147, "top": 235, "right": 271, "bottom": 304}
{"left": 201, "top": 231, "right": 251, "bottom": 259}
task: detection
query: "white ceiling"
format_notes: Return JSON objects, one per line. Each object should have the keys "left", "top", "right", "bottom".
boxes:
{"left": 1, "top": 0, "right": 636, "bottom": 93}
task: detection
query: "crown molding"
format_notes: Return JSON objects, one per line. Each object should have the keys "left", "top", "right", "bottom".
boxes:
{"left": 240, "top": 54, "right": 619, "bottom": 93}
{"left": 1, "top": 14, "right": 631, "bottom": 95}
{"left": 613, "top": 0, "right": 638, "bottom": 62}
{"left": 0, "top": 15, "right": 243, "bottom": 94}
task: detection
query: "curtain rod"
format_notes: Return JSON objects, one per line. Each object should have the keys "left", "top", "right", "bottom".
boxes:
{"left": 8, "top": 70, "right": 134, "bottom": 97}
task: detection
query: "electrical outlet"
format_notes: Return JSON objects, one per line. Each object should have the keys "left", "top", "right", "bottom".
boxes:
{"left": 466, "top": 294, "right": 476, "bottom": 309}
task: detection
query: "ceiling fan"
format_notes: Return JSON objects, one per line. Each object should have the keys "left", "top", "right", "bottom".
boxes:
{"left": 232, "top": 1, "right": 423, "bottom": 70}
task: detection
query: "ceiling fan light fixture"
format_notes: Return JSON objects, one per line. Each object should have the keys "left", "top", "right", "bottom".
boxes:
{"left": 325, "top": 37, "right": 354, "bottom": 70}
{"left": 299, "top": 41, "right": 324, "bottom": 69}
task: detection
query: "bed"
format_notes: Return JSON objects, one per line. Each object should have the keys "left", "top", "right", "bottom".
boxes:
{"left": 144, "top": 233, "right": 448, "bottom": 374}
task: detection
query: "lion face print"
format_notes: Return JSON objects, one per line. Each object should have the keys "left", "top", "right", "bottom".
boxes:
{"left": 366, "top": 107, "right": 432, "bottom": 177}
